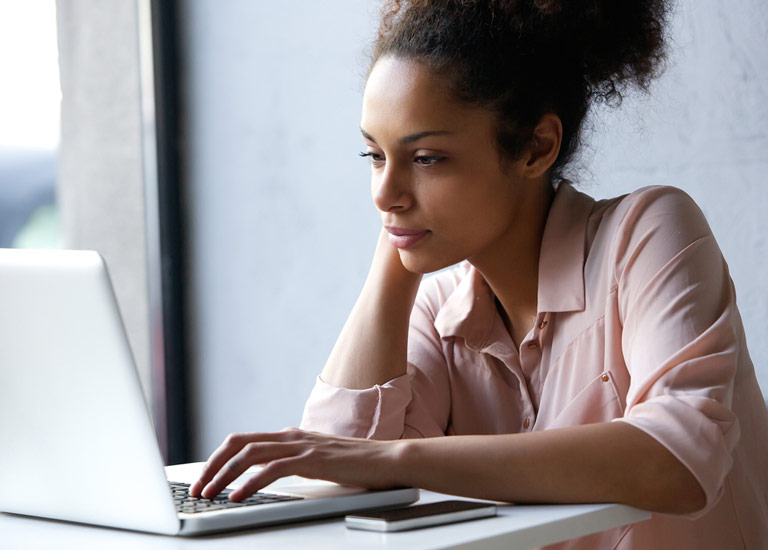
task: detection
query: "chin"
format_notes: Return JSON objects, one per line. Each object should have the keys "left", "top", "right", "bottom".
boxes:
{"left": 399, "top": 249, "right": 462, "bottom": 275}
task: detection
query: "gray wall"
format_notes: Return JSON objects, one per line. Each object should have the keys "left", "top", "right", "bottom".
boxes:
{"left": 181, "top": 0, "right": 767, "bottom": 460}
{"left": 180, "top": 1, "right": 381, "bottom": 458}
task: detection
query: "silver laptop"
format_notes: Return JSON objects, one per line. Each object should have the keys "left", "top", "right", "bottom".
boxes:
{"left": 0, "top": 249, "right": 418, "bottom": 536}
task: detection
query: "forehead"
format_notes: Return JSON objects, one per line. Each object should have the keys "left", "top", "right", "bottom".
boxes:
{"left": 361, "top": 56, "right": 493, "bottom": 139}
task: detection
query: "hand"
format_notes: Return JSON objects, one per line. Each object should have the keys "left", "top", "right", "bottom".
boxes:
{"left": 188, "top": 428, "right": 402, "bottom": 501}
{"left": 371, "top": 226, "right": 423, "bottom": 285}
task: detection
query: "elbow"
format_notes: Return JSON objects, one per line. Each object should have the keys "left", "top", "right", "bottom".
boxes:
{"left": 639, "top": 464, "right": 707, "bottom": 515}
{"left": 665, "top": 482, "right": 707, "bottom": 515}
{"left": 662, "top": 455, "right": 708, "bottom": 515}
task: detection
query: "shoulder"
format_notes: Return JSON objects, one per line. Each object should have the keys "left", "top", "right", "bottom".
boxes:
{"left": 596, "top": 185, "right": 712, "bottom": 236}
{"left": 592, "top": 186, "right": 722, "bottom": 294}
{"left": 590, "top": 186, "right": 714, "bottom": 264}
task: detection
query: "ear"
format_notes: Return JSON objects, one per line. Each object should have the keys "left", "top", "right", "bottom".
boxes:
{"left": 522, "top": 113, "right": 562, "bottom": 179}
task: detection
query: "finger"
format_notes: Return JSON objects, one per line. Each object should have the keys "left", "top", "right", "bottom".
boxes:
{"left": 228, "top": 455, "right": 310, "bottom": 501}
{"left": 190, "top": 431, "right": 288, "bottom": 497}
{"left": 189, "top": 433, "right": 247, "bottom": 497}
{"left": 202, "top": 442, "right": 302, "bottom": 499}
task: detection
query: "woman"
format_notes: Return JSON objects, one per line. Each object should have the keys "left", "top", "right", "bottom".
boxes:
{"left": 191, "top": 1, "right": 768, "bottom": 547}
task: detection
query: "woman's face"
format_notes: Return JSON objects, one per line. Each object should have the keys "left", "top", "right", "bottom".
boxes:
{"left": 361, "top": 56, "right": 538, "bottom": 274}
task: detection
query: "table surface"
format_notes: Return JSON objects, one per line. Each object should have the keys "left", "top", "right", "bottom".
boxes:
{"left": 0, "top": 464, "right": 651, "bottom": 549}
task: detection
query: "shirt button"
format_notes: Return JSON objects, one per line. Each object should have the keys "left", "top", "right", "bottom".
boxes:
{"left": 523, "top": 418, "right": 530, "bottom": 429}
{"left": 526, "top": 341, "right": 538, "bottom": 350}
{"left": 538, "top": 320, "right": 548, "bottom": 330}
{"left": 601, "top": 373, "right": 610, "bottom": 382}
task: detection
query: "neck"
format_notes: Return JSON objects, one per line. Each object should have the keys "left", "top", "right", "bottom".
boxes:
{"left": 470, "top": 180, "right": 555, "bottom": 346}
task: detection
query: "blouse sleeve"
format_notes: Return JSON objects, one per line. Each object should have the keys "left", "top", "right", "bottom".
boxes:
{"left": 299, "top": 275, "right": 454, "bottom": 440}
{"left": 612, "top": 186, "right": 741, "bottom": 516}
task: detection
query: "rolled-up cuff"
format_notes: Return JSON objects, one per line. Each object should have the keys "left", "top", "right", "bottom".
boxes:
{"left": 614, "top": 394, "right": 739, "bottom": 518}
{"left": 299, "top": 374, "right": 412, "bottom": 440}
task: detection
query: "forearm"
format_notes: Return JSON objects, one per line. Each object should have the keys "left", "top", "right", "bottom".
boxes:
{"left": 393, "top": 421, "right": 706, "bottom": 514}
{"left": 320, "top": 230, "right": 422, "bottom": 389}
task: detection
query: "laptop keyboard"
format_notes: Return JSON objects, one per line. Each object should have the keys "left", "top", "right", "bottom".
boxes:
{"left": 169, "top": 481, "right": 303, "bottom": 514}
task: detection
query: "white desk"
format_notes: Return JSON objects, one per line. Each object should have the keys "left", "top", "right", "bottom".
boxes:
{"left": 0, "top": 465, "right": 650, "bottom": 549}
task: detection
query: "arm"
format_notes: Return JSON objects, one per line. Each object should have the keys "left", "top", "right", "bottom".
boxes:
{"left": 299, "top": 269, "right": 454, "bottom": 439}
{"left": 190, "top": 421, "right": 704, "bottom": 513}
{"left": 320, "top": 228, "right": 422, "bottom": 389}
{"left": 395, "top": 422, "right": 705, "bottom": 514}
{"left": 610, "top": 187, "right": 741, "bottom": 515}
{"left": 298, "top": 229, "right": 454, "bottom": 440}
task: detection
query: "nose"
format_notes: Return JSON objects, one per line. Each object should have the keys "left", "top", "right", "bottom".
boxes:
{"left": 372, "top": 164, "right": 413, "bottom": 213}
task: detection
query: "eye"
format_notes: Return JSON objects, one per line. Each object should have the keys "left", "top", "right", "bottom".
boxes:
{"left": 414, "top": 155, "right": 445, "bottom": 166}
{"left": 359, "top": 151, "right": 385, "bottom": 165}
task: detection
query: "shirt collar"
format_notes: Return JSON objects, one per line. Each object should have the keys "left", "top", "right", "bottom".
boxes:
{"left": 536, "top": 181, "right": 595, "bottom": 313}
{"left": 433, "top": 263, "right": 497, "bottom": 350}
{"left": 433, "top": 182, "right": 595, "bottom": 347}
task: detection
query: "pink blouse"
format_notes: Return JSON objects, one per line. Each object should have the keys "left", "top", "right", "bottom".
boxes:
{"left": 300, "top": 183, "right": 768, "bottom": 549}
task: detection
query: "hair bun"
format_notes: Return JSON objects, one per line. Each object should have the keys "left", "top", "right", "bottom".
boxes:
{"left": 531, "top": 0, "right": 671, "bottom": 104}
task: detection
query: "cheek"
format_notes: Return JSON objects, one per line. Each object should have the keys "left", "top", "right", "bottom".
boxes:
{"left": 427, "top": 180, "right": 516, "bottom": 237}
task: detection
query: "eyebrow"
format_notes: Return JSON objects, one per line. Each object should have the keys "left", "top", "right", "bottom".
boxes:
{"left": 360, "top": 128, "right": 455, "bottom": 144}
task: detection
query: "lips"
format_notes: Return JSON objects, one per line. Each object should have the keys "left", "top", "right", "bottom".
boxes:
{"left": 385, "top": 226, "right": 430, "bottom": 249}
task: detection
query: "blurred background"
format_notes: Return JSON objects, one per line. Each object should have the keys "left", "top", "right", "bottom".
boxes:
{"left": 2, "top": 0, "right": 765, "bottom": 463}
{"left": 0, "top": 1, "right": 61, "bottom": 249}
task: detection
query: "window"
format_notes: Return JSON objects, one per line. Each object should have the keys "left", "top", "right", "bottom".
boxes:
{"left": 0, "top": 1, "right": 62, "bottom": 249}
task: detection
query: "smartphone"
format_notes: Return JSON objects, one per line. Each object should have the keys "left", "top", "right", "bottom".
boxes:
{"left": 345, "top": 500, "right": 497, "bottom": 532}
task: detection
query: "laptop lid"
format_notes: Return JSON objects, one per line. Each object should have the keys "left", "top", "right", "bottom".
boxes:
{"left": 0, "top": 249, "right": 419, "bottom": 536}
{"left": 0, "top": 249, "right": 181, "bottom": 534}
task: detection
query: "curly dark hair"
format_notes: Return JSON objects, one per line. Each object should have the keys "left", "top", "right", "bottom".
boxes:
{"left": 370, "top": 0, "right": 672, "bottom": 180}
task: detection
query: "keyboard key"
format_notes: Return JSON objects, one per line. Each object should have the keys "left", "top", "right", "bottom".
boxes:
{"left": 167, "top": 481, "right": 303, "bottom": 514}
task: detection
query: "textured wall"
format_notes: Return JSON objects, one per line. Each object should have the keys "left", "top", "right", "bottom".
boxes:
{"left": 584, "top": 0, "right": 768, "bottom": 396}
{"left": 181, "top": 0, "right": 767, "bottom": 459}
{"left": 56, "top": 0, "right": 152, "bottom": 397}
